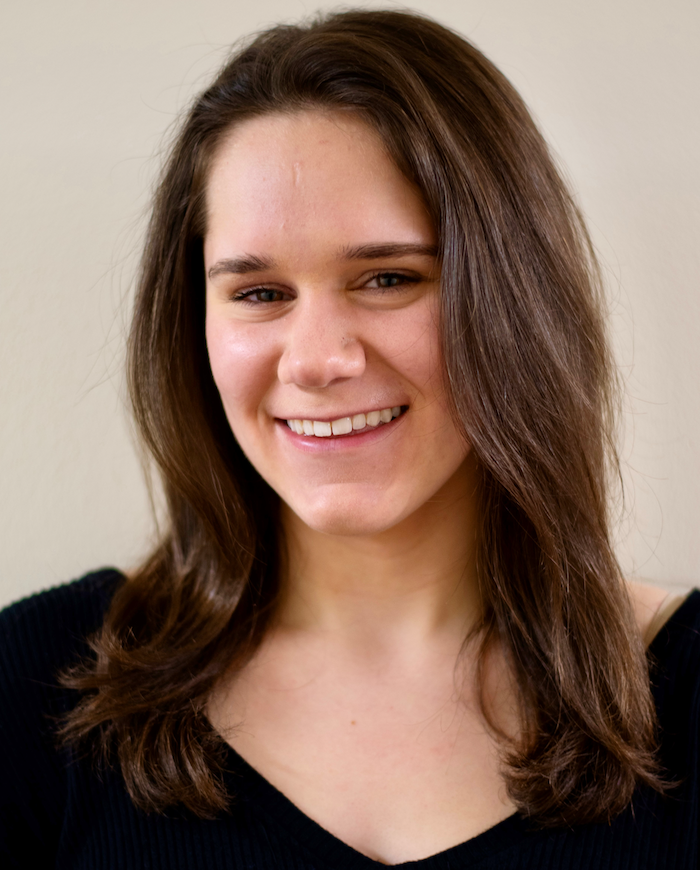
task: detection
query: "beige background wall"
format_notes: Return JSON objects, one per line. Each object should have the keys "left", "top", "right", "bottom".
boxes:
{"left": 1, "top": 0, "right": 698, "bottom": 607}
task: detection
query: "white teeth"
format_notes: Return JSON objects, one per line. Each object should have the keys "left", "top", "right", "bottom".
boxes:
{"left": 287, "top": 406, "right": 403, "bottom": 437}
{"left": 331, "top": 417, "right": 352, "bottom": 435}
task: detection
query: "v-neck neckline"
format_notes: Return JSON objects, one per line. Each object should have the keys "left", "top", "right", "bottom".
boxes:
{"left": 221, "top": 741, "right": 532, "bottom": 868}
{"left": 217, "top": 590, "right": 700, "bottom": 868}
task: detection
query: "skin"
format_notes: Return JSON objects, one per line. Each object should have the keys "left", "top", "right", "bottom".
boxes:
{"left": 204, "top": 110, "right": 470, "bottom": 542}
{"left": 204, "top": 110, "right": 670, "bottom": 865}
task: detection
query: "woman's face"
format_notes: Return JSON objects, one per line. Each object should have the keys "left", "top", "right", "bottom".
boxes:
{"left": 204, "top": 110, "right": 471, "bottom": 536}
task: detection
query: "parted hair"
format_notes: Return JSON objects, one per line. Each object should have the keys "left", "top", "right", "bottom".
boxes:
{"left": 61, "top": 8, "right": 664, "bottom": 825}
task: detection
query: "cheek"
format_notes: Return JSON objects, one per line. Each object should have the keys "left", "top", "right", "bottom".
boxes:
{"left": 205, "top": 314, "right": 276, "bottom": 427}
{"left": 379, "top": 304, "right": 444, "bottom": 400}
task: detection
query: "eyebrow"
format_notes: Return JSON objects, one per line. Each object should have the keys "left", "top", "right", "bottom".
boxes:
{"left": 341, "top": 242, "right": 438, "bottom": 260}
{"left": 207, "top": 242, "right": 438, "bottom": 280}
{"left": 207, "top": 254, "right": 274, "bottom": 279}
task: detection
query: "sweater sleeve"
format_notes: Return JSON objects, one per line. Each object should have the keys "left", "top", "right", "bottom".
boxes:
{"left": 0, "top": 570, "right": 122, "bottom": 869}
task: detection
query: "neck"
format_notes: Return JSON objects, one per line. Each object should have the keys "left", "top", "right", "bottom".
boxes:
{"left": 276, "top": 455, "right": 481, "bottom": 652}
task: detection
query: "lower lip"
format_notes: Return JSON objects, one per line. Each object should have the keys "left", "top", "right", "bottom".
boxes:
{"left": 276, "top": 411, "right": 407, "bottom": 454}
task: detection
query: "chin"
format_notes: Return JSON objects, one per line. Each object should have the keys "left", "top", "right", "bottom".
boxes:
{"left": 284, "top": 487, "right": 409, "bottom": 538}
{"left": 305, "top": 514, "right": 396, "bottom": 538}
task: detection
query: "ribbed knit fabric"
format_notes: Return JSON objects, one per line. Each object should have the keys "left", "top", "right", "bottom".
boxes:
{"left": 1, "top": 569, "right": 698, "bottom": 869}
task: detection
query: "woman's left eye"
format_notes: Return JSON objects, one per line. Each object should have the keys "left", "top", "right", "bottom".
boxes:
{"left": 365, "top": 272, "right": 419, "bottom": 291}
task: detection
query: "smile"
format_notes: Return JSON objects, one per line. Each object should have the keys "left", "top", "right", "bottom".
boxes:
{"left": 286, "top": 406, "right": 404, "bottom": 437}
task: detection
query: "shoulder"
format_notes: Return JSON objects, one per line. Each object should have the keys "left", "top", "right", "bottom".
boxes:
{"left": 639, "top": 585, "right": 700, "bottom": 756}
{"left": 0, "top": 568, "right": 124, "bottom": 680}
{"left": 645, "top": 586, "right": 700, "bottom": 679}
{"left": 0, "top": 566, "right": 125, "bottom": 755}
{"left": 0, "top": 567, "right": 125, "bottom": 730}
{"left": 0, "top": 569, "right": 124, "bottom": 867}
{"left": 0, "top": 567, "right": 124, "bottom": 733}
{"left": 626, "top": 580, "right": 700, "bottom": 726}
{"left": 1, "top": 566, "right": 123, "bottom": 623}
{"left": 626, "top": 580, "right": 694, "bottom": 645}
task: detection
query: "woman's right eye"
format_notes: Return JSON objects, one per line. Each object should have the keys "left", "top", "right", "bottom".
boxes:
{"left": 231, "top": 288, "right": 290, "bottom": 304}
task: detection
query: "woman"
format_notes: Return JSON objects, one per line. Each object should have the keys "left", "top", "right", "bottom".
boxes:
{"left": 1, "top": 8, "right": 697, "bottom": 868}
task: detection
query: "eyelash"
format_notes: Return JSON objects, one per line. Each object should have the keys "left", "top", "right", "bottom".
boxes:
{"left": 230, "top": 272, "right": 420, "bottom": 304}
{"left": 230, "top": 288, "right": 289, "bottom": 304}
{"left": 366, "top": 271, "right": 420, "bottom": 291}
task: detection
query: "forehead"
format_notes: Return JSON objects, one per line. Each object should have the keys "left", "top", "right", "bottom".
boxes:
{"left": 203, "top": 110, "right": 434, "bottom": 258}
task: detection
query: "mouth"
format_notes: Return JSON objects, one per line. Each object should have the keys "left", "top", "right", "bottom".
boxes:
{"left": 284, "top": 405, "right": 407, "bottom": 438}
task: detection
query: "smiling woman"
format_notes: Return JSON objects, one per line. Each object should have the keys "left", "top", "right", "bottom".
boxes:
{"left": 1, "top": 7, "right": 699, "bottom": 870}
{"left": 204, "top": 111, "right": 468, "bottom": 537}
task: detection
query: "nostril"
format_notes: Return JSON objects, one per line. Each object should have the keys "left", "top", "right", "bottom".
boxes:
{"left": 277, "top": 338, "right": 366, "bottom": 388}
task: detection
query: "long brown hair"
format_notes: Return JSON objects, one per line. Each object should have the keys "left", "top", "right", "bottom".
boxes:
{"left": 62, "top": 8, "right": 664, "bottom": 824}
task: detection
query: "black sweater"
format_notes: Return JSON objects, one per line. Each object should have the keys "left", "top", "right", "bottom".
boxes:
{"left": 1, "top": 569, "right": 698, "bottom": 869}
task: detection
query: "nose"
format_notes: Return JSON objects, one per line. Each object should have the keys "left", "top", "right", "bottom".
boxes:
{"left": 277, "top": 297, "right": 366, "bottom": 388}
